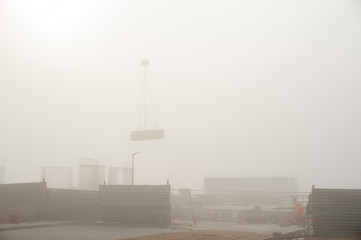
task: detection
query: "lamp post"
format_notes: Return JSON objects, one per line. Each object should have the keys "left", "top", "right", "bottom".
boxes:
{"left": 132, "top": 152, "right": 140, "bottom": 185}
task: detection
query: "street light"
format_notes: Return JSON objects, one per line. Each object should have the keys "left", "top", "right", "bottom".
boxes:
{"left": 132, "top": 152, "right": 140, "bottom": 185}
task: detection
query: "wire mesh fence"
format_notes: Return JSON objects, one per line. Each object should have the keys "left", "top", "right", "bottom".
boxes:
{"left": 171, "top": 189, "right": 310, "bottom": 226}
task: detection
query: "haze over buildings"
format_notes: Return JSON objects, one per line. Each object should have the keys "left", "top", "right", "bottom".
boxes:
{"left": 0, "top": 0, "right": 361, "bottom": 191}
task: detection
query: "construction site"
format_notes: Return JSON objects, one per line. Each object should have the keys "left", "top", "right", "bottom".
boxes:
{"left": 0, "top": 165, "right": 360, "bottom": 240}
{"left": 1, "top": 0, "right": 361, "bottom": 240}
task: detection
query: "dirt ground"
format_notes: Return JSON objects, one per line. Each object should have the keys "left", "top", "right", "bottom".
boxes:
{"left": 119, "top": 230, "right": 268, "bottom": 240}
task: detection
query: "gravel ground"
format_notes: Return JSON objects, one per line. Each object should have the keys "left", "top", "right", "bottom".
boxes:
{"left": 119, "top": 230, "right": 268, "bottom": 240}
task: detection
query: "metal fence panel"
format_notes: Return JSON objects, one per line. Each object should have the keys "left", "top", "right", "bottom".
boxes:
{"left": 40, "top": 188, "right": 100, "bottom": 221}
{"left": 99, "top": 185, "right": 171, "bottom": 226}
{"left": 312, "top": 188, "right": 361, "bottom": 236}
{"left": 0, "top": 182, "right": 47, "bottom": 221}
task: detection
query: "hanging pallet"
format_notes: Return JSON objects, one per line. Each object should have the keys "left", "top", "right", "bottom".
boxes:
{"left": 130, "top": 59, "right": 165, "bottom": 141}
{"left": 130, "top": 129, "right": 164, "bottom": 141}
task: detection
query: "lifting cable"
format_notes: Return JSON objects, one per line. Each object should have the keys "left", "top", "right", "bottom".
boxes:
{"left": 137, "top": 59, "right": 159, "bottom": 130}
{"left": 130, "top": 2, "right": 164, "bottom": 141}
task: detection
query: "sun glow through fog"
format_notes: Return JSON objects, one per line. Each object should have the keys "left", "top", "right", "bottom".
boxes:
{"left": 8, "top": 1, "right": 96, "bottom": 37}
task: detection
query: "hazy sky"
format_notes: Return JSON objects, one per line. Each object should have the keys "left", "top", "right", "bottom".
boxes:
{"left": 0, "top": 0, "right": 360, "bottom": 191}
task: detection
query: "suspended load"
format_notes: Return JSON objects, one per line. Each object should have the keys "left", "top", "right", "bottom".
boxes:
{"left": 130, "top": 59, "right": 165, "bottom": 141}
{"left": 130, "top": 129, "right": 164, "bottom": 141}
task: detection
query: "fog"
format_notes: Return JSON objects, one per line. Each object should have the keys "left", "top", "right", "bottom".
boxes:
{"left": 0, "top": 0, "right": 360, "bottom": 191}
